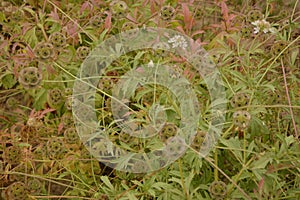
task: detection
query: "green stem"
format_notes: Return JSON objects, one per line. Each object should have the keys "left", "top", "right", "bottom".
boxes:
{"left": 243, "top": 130, "right": 247, "bottom": 164}
{"left": 214, "top": 149, "right": 218, "bottom": 181}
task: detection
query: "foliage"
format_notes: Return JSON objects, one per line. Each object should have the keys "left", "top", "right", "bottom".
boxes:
{"left": 0, "top": 0, "right": 299, "bottom": 199}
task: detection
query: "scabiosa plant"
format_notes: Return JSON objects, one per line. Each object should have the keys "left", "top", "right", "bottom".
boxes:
{"left": 160, "top": 5, "right": 176, "bottom": 21}
{"left": 246, "top": 9, "right": 263, "bottom": 22}
{"left": 191, "top": 130, "right": 211, "bottom": 152}
{"left": 46, "top": 138, "right": 66, "bottom": 159}
{"left": 89, "top": 14, "right": 105, "bottom": 28}
{"left": 209, "top": 181, "right": 227, "bottom": 200}
{"left": 159, "top": 122, "right": 178, "bottom": 142}
{"left": 110, "top": 0, "right": 128, "bottom": 18}
{"left": 271, "top": 40, "right": 288, "bottom": 56}
{"left": 121, "top": 22, "right": 139, "bottom": 38}
{"left": 3, "top": 145, "right": 22, "bottom": 165}
{"left": 64, "top": 127, "right": 79, "bottom": 144}
{"left": 230, "top": 92, "right": 250, "bottom": 108}
{"left": 4, "top": 182, "right": 30, "bottom": 200}
{"left": 47, "top": 88, "right": 64, "bottom": 108}
{"left": 18, "top": 67, "right": 42, "bottom": 89}
{"left": 49, "top": 32, "right": 66, "bottom": 48}
{"left": 27, "top": 178, "right": 43, "bottom": 194}
{"left": 76, "top": 46, "right": 90, "bottom": 60}
{"left": 233, "top": 110, "right": 251, "bottom": 130}
{"left": 34, "top": 42, "right": 55, "bottom": 61}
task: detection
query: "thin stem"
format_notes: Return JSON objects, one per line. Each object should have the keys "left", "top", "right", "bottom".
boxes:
{"left": 214, "top": 149, "right": 218, "bottom": 181}
{"left": 178, "top": 159, "right": 190, "bottom": 200}
{"left": 280, "top": 58, "right": 299, "bottom": 140}
{"left": 243, "top": 130, "right": 247, "bottom": 164}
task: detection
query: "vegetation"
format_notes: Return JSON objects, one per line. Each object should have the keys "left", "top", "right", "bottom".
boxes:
{"left": 0, "top": 0, "right": 299, "bottom": 199}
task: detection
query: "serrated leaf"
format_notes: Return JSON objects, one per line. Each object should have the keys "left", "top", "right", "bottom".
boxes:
{"left": 220, "top": 137, "right": 243, "bottom": 162}
{"left": 32, "top": 88, "right": 47, "bottom": 110}
{"left": 251, "top": 154, "right": 272, "bottom": 169}
{"left": 23, "top": 27, "right": 38, "bottom": 48}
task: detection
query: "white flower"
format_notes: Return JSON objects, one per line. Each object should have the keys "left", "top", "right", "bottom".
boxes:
{"left": 148, "top": 60, "right": 154, "bottom": 68}
{"left": 168, "top": 35, "right": 188, "bottom": 50}
{"left": 251, "top": 19, "right": 277, "bottom": 34}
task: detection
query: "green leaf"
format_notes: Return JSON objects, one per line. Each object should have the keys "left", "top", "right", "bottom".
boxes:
{"left": 219, "top": 137, "right": 243, "bottom": 162}
{"left": 251, "top": 153, "right": 272, "bottom": 169}
{"left": 32, "top": 88, "right": 47, "bottom": 110}
{"left": 1, "top": 73, "right": 16, "bottom": 89}
{"left": 100, "top": 176, "right": 114, "bottom": 191}
{"left": 23, "top": 27, "right": 38, "bottom": 48}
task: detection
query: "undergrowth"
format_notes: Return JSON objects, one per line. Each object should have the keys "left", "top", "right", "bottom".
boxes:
{"left": 0, "top": 0, "right": 299, "bottom": 199}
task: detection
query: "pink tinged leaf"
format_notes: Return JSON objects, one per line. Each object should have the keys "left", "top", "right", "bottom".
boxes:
{"left": 176, "top": 26, "right": 185, "bottom": 34}
{"left": 105, "top": 12, "right": 112, "bottom": 30}
{"left": 29, "top": 109, "right": 36, "bottom": 118}
{"left": 66, "top": 21, "right": 79, "bottom": 37}
{"left": 39, "top": 108, "right": 56, "bottom": 119}
{"left": 25, "top": 46, "right": 35, "bottom": 59}
{"left": 258, "top": 177, "right": 264, "bottom": 193}
{"left": 149, "top": 0, "right": 156, "bottom": 14}
{"left": 142, "top": 0, "right": 149, "bottom": 7}
{"left": 58, "top": 122, "right": 64, "bottom": 134}
{"left": 182, "top": 3, "right": 193, "bottom": 31}
{"left": 126, "top": 14, "right": 138, "bottom": 24}
{"left": 171, "top": 55, "right": 186, "bottom": 63}
{"left": 191, "top": 29, "right": 205, "bottom": 37}
{"left": 221, "top": 1, "right": 229, "bottom": 20}
{"left": 195, "top": 38, "right": 208, "bottom": 46}
{"left": 80, "top": 1, "right": 92, "bottom": 14}
{"left": 48, "top": 8, "right": 60, "bottom": 21}
{"left": 21, "top": 23, "right": 33, "bottom": 35}
{"left": 228, "top": 14, "right": 236, "bottom": 21}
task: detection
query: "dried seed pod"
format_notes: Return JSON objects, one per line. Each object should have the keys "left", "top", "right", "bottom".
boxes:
{"left": 121, "top": 22, "right": 139, "bottom": 38}
{"left": 27, "top": 178, "right": 43, "bottom": 194}
{"left": 4, "top": 182, "right": 29, "bottom": 200}
{"left": 64, "top": 127, "right": 79, "bottom": 144}
{"left": 241, "top": 26, "right": 252, "bottom": 38}
{"left": 18, "top": 67, "right": 42, "bottom": 89}
{"left": 47, "top": 88, "right": 64, "bottom": 108}
{"left": 233, "top": 110, "right": 251, "bottom": 129}
{"left": 230, "top": 92, "right": 250, "bottom": 108}
{"left": 209, "top": 181, "right": 227, "bottom": 199}
{"left": 271, "top": 40, "right": 288, "bottom": 56}
{"left": 110, "top": 0, "right": 128, "bottom": 18}
{"left": 90, "top": 15, "right": 104, "bottom": 27}
{"left": 159, "top": 123, "right": 178, "bottom": 142}
{"left": 247, "top": 10, "right": 263, "bottom": 22}
{"left": 76, "top": 46, "right": 90, "bottom": 60}
{"left": 49, "top": 32, "right": 66, "bottom": 48}
{"left": 191, "top": 130, "right": 211, "bottom": 152}
{"left": 164, "top": 136, "right": 186, "bottom": 158}
{"left": 98, "top": 78, "right": 113, "bottom": 95}
{"left": 152, "top": 42, "right": 170, "bottom": 57}
{"left": 160, "top": 5, "right": 176, "bottom": 21}
{"left": 46, "top": 138, "right": 66, "bottom": 159}
{"left": 3, "top": 145, "right": 22, "bottom": 165}
{"left": 34, "top": 42, "right": 54, "bottom": 61}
